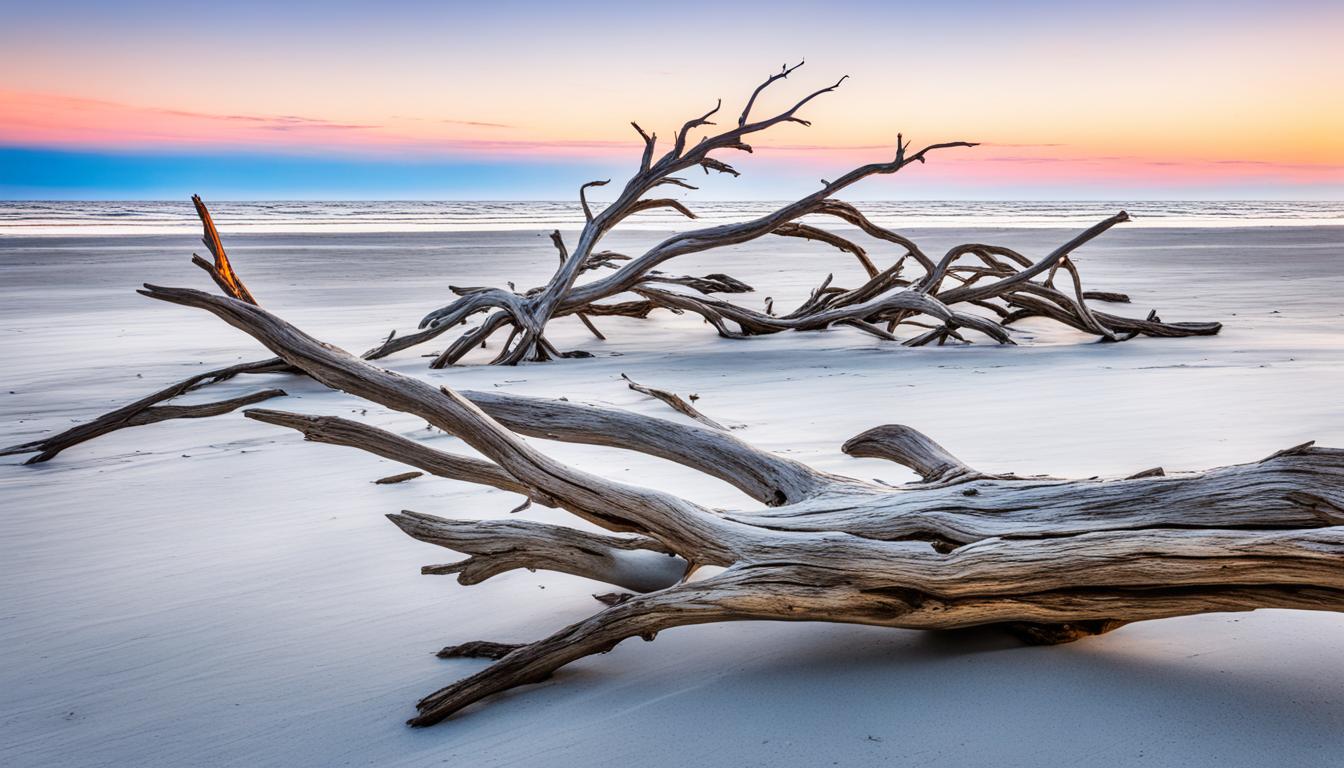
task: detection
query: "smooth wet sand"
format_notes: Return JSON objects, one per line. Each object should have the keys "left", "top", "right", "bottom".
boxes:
{"left": 2, "top": 225, "right": 1343, "bottom": 767}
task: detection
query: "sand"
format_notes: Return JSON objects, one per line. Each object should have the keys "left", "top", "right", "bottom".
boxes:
{"left": 2, "top": 224, "right": 1343, "bottom": 766}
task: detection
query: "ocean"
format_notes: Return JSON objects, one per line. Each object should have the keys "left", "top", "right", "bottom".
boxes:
{"left": 2, "top": 200, "right": 1342, "bottom": 236}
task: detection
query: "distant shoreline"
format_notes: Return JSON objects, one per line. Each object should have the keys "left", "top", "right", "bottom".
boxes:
{"left": 2, "top": 200, "right": 1342, "bottom": 237}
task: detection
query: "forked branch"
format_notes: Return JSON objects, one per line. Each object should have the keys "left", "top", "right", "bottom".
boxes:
{"left": 381, "top": 65, "right": 1217, "bottom": 365}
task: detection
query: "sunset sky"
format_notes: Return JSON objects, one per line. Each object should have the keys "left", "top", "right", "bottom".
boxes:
{"left": 2, "top": 0, "right": 1340, "bottom": 199}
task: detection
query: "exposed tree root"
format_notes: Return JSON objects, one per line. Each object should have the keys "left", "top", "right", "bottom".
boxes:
{"left": 129, "top": 284, "right": 1339, "bottom": 727}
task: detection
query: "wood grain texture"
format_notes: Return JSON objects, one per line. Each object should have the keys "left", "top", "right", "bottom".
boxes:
{"left": 136, "top": 285, "right": 1342, "bottom": 727}
{"left": 191, "top": 194, "right": 258, "bottom": 305}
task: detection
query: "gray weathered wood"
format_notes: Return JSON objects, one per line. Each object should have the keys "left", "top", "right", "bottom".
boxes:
{"left": 2, "top": 369, "right": 286, "bottom": 463}
{"left": 136, "top": 285, "right": 1342, "bottom": 727}
{"left": 620, "top": 373, "right": 727, "bottom": 431}
{"left": 384, "top": 65, "right": 1219, "bottom": 365}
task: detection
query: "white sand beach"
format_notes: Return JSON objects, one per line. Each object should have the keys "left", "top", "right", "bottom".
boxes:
{"left": 2, "top": 222, "right": 1343, "bottom": 766}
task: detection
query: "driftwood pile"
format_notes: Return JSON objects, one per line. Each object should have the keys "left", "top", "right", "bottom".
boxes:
{"left": 7, "top": 65, "right": 1330, "bottom": 732}
{"left": 4, "top": 67, "right": 1222, "bottom": 461}
{"left": 128, "top": 285, "right": 1344, "bottom": 726}
{"left": 362, "top": 62, "right": 1220, "bottom": 365}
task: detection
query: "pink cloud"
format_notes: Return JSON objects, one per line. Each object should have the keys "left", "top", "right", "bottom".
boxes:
{"left": 0, "top": 90, "right": 597, "bottom": 157}
{"left": 2, "top": 90, "right": 1337, "bottom": 188}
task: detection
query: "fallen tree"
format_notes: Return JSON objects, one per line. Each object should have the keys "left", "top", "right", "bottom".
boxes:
{"left": 128, "top": 282, "right": 1341, "bottom": 727}
{"left": 3, "top": 63, "right": 1226, "bottom": 460}
{"left": 365, "top": 62, "right": 1221, "bottom": 365}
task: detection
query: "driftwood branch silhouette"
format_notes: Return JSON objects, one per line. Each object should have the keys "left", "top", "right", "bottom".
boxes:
{"left": 362, "top": 62, "right": 1219, "bottom": 365}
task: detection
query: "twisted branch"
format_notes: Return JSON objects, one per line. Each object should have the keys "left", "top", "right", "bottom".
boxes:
{"left": 382, "top": 67, "right": 1216, "bottom": 364}
{"left": 120, "top": 287, "right": 1339, "bottom": 728}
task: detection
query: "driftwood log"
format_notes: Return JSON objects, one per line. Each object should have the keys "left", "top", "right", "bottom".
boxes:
{"left": 131, "top": 283, "right": 1342, "bottom": 727}
{"left": 366, "top": 62, "right": 1221, "bottom": 365}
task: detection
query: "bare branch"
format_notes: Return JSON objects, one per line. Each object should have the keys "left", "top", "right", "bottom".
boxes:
{"left": 772, "top": 222, "right": 879, "bottom": 277}
{"left": 672, "top": 99, "right": 721, "bottom": 158}
{"left": 621, "top": 374, "right": 727, "bottom": 431}
{"left": 243, "top": 408, "right": 557, "bottom": 505}
{"left": 842, "top": 424, "right": 977, "bottom": 482}
{"left": 625, "top": 198, "right": 698, "bottom": 220}
{"left": 579, "top": 179, "right": 610, "bottom": 222}
{"left": 390, "top": 511, "right": 686, "bottom": 591}
{"left": 191, "top": 195, "right": 257, "bottom": 304}
{"left": 739, "top": 60, "right": 806, "bottom": 127}
{"left": 631, "top": 122, "right": 656, "bottom": 172}
{"left": 2, "top": 358, "right": 289, "bottom": 462}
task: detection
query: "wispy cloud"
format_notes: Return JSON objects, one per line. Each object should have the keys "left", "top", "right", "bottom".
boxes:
{"left": 0, "top": 90, "right": 535, "bottom": 153}
{"left": 18, "top": 93, "right": 379, "bottom": 131}
{"left": 967, "top": 153, "right": 1340, "bottom": 173}
{"left": 437, "top": 118, "right": 513, "bottom": 129}
{"left": 153, "top": 108, "right": 377, "bottom": 131}
{"left": 979, "top": 142, "right": 1068, "bottom": 149}
{"left": 393, "top": 115, "right": 515, "bottom": 130}
{"left": 1, "top": 89, "right": 1338, "bottom": 191}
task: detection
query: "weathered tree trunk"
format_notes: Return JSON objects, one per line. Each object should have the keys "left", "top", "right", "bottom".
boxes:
{"left": 136, "top": 284, "right": 1343, "bottom": 727}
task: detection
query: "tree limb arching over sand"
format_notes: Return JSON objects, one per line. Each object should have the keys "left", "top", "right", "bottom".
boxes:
{"left": 363, "top": 62, "right": 1221, "bottom": 365}
{"left": 124, "top": 282, "right": 1344, "bottom": 728}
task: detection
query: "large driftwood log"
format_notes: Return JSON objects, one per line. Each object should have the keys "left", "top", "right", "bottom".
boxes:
{"left": 136, "top": 284, "right": 1342, "bottom": 727}
{"left": 368, "top": 63, "right": 1220, "bottom": 365}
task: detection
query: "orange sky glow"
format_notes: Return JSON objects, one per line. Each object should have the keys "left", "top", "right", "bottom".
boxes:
{"left": 2, "top": 0, "right": 1340, "bottom": 198}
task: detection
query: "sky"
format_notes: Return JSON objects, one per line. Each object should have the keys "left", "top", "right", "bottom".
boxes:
{"left": 1, "top": 0, "right": 1341, "bottom": 200}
